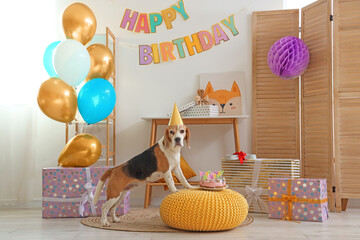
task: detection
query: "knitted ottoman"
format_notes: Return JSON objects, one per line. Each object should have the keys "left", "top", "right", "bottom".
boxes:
{"left": 160, "top": 189, "right": 249, "bottom": 231}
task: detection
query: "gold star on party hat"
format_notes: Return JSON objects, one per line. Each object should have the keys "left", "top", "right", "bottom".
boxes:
{"left": 169, "top": 103, "right": 184, "bottom": 126}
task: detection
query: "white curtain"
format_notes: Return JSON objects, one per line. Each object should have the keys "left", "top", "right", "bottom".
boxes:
{"left": 0, "top": 105, "right": 37, "bottom": 206}
{"left": 0, "top": 0, "right": 61, "bottom": 207}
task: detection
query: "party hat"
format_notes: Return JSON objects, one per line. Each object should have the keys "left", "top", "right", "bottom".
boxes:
{"left": 169, "top": 103, "right": 184, "bottom": 126}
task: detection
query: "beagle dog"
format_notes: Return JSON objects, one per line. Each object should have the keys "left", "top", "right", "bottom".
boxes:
{"left": 93, "top": 125, "right": 195, "bottom": 227}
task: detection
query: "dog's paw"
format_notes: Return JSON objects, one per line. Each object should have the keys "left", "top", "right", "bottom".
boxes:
{"left": 101, "top": 220, "right": 111, "bottom": 227}
{"left": 111, "top": 217, "right": 121, "bottom": 223}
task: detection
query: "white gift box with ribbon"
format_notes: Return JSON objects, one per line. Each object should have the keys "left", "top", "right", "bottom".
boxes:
{"left": 182, "top": 105, "right": 219, "bottom": 117}
{"left": 168, "top": 101, "right": 196, "bottom": 117}
{"left": 221, "top": 157, "right": 300, "bottom": 213}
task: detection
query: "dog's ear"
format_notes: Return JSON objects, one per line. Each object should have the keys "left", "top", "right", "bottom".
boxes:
{"left": 185, "top": 127, "right": 191, "bottom": 149}
{"left": 163, "top": 128, "right": 172, "bottom": 146}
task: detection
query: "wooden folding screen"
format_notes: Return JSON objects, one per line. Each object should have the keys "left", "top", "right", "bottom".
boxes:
{"left": 301, "top": 0, "right": 335, "bottom": 211}
{"left": 252, "top": 10, "right": 300, "bottom": 159}
{"left": 334, "top": 0, "right": 360, "bottom": 212}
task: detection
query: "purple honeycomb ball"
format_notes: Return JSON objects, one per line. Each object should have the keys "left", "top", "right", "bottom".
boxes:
{"left": 267, "top": 36, "right": 310, "bottom": 79}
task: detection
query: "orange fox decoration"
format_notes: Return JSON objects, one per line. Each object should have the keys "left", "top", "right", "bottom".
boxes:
{"left": 205, "top": 81, "right": 242, "bottom": 116}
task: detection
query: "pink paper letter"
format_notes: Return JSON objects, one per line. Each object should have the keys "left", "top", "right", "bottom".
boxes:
{"left": 135, "top": 13, "right": 150, "bottom": 33}
{"left": 197, "top": 31, "right": 214, "bottom": 51}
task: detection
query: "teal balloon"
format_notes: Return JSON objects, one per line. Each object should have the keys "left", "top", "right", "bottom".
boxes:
{"left": 78, "top": 78, "right": 116, "bottom": 124}
{"left": 43, "top": 41, "right": 60, "bottom": 77}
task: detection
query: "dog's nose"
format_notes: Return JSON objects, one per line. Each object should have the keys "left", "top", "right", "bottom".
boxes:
{"left": 175, "top": 137, "right": 181, "bottom": 143}
{"left": 220, "top": 104, "right": 225, "bottom": 110}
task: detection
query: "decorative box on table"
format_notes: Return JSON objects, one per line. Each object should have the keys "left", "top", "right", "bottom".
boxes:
{"left": 182, "top": 105, "right": 219, "bottom": 117}
{"left": 268, "top": 178, "right": 328, "bottom": 222}
{"left": 168, "top": 101, "right": 196, "bottom": 117}
{"left": 42, "top": 166, "right": 130, "bottom": 218}
{"left": 221, "top": 157, "right": 300, "bottom": 213}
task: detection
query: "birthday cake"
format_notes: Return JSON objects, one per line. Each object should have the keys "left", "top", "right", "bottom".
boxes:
{"left": 199, "top": 171, "right": 226, "bottom": 188}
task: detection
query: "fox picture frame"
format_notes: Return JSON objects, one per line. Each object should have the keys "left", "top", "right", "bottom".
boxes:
{"left": 200, "top": 72, "right": 246, "bottom": 116}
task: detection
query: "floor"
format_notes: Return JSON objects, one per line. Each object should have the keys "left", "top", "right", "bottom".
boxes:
{"left": 1, "top": 207, "right": 360, "bottom": 240}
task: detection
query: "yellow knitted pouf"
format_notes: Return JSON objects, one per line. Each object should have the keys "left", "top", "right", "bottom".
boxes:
{"left": 160, "top": 189, "right": 249, "bottom": 231}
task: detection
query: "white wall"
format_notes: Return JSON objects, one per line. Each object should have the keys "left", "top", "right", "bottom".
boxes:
{"left": 283, "top": 0, "right": 317, "bottom": 9}
{"left": 0, "top": 0, "right": 284, "bottom": 206}
{"left": 83, "top": 0, "right": 283, "bottom": 205}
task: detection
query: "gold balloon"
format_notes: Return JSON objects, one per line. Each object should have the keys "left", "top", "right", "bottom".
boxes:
{"left": 85, "top": 44, "right": 115, "bottom": 82}
{"left": 62, "top": 3, "right": 97, "bottom": 45}
{"left": 37, "top": 77, "right": 77, "bottom": 123}
{"left": 58, "top": 134, "right": 102, "bottom": 167}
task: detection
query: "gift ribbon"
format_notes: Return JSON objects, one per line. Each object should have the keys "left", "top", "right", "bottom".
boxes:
{"left": 78, "top": 168, "right": 96, "bottom": 217}
{"left": 233, "top": 151, "right": 247, "bottom": 164}
{"left": 245, "top": 159, "right": 268, "bottom": 212}
{"left": 195, "top": 89, "right": 209, "bottom": 105}
{"left": 268, "top": 180, "right": 328, "bottom": 222}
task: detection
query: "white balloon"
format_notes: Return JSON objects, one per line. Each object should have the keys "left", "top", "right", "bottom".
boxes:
{"left": 53, "top": 39, "right": 90, "bottom": 86}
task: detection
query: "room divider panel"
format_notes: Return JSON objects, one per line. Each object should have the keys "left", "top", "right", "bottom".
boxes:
{"left": 253, "top": 0, "right": 360, "bottom": 212}
{"left": 301, "top": 0, "right": 334, "bottom": 211}
{"left": 334, "top": 0, "right": 360, "bottom": 212}
{"left": 252, "top": 10, "right": 300, "bottom": 159}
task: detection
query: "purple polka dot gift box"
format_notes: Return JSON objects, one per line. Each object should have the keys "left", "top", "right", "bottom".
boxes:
{"left": 268, "top": 178, "right": 328, "bottom": 222}
{"left": 42, "top": 166, "right": 130, "bottom": 218}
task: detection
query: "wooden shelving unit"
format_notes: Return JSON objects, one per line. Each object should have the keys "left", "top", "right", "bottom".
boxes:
{"left": 65, "top": 27, "right": 116, "bottom": 167}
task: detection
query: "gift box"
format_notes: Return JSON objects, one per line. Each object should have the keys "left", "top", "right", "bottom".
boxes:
{"left": 182, "top": 105, "right": 219, "bottom": 117}
{"left": 221, "top": 157, "right": 300, "bottom": 213}
{"left": 42, "top": 166, "right": 130, "bottom": 218}
{"left": 168, "top": 101, "right": 196, "bottom": 117}
{"left": 268, "top": 178, "right": 328, "bottom": 222}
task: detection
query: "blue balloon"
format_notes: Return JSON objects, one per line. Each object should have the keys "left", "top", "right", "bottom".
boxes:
{"left": 43, "top": 41, "right": 60, "bottom": 77}
{"left": 78, "top": 78, "right": 116, "bottom": 124}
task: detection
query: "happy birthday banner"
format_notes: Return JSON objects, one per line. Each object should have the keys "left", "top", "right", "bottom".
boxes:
{"left": 120, "top": 0, "right": 189, "bottom": 33}
{"left": 119, "top": 0, "right": 239, "bottom": 65}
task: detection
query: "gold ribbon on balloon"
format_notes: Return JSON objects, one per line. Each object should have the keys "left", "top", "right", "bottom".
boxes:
{"left": 195, "top": 89, "right": 209, "bottom": 105}
{"left": 268, "top": 180, "right": 327, "bottom": 222}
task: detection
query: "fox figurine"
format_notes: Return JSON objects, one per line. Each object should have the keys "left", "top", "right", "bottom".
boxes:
{"left": 204, "top": 81, "right": 242, "bottom": 116}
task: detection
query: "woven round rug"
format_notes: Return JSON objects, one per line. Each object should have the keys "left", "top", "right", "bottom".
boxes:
{"left": 81, "top": 208, "right": 253, "bottom": 232}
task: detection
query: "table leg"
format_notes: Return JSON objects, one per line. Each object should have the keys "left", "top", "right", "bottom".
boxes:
{"left": 146, "top": 120, "right": 157, "bottom": 208}
{"left": 148, "top": 184, "right": 153, "bottom": 206}
{"left": 144, "top": 183, "right": 152, "bottom": 208}
{"left": 233, "top": 118, "right": 240, "bottom": 152}
{"left": 150, "top": 119, "right": 157, "bottom": 147}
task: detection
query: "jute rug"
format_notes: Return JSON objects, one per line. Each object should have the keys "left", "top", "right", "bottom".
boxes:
{"left": 81, "top": 208, "right": 254, "bottom": 232}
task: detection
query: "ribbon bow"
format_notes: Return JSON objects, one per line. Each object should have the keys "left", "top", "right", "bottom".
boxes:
{"left": 281, "top": 194, "right": 298, "bottom": 203}
{"left": 78, "top": 169, "right": 97, "bottom": 217}
{"left": 245, "top": 186, "right": 267, "bottom": 212}
{"left": 243, "top": 159, "right": 268, "bottom": 213}
{"left": 79, "top": 182, "right": 96, "bottom": 217}
{"left": 195, "top": 89, "right": 209, "bottom": 105}
{"left": 279, "top": 194, "right": 300, "bottom": 222}
{"left": 233, "top": 151, "right": 247, "bottom": 164}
